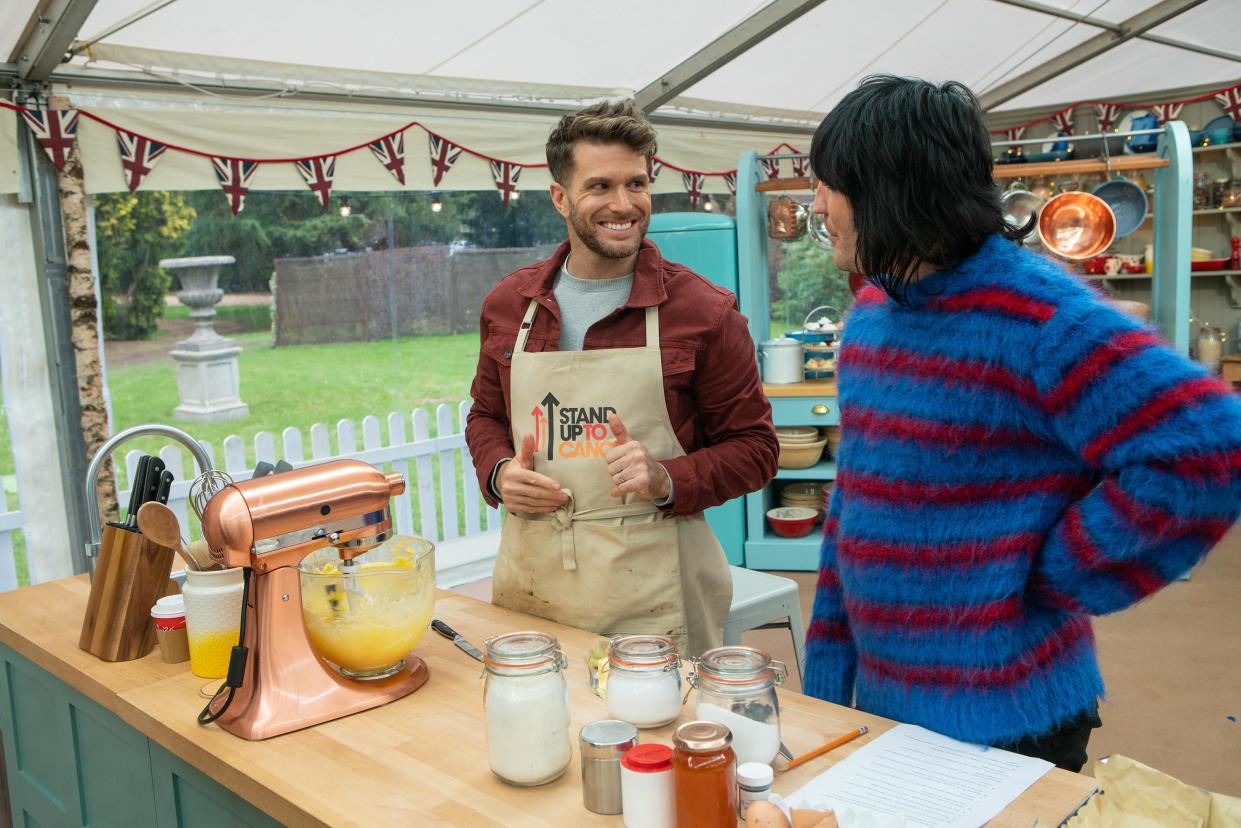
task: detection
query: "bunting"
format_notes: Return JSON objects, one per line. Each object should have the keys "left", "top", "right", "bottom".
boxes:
{"left": 791, "top": 156, "right": 809, "bottom": 178}
{"left": 1004, "top": 126, "right": 1026, "bottom": 142}
{"left": 1095, "top": 103, "right": 1123, "bottom": 133}
{"left": 647, "top": 157, "right": 663, "bottom": 186}
{"left": 490, "top": 160, "right": 521, "bottom": 206}
{"left": 682, "top": 172, "right": 705, "bottom": 209}
{"left": 760, "top": 157, "right": 781, "bottom": 180}
{"left": 296, "top": 155, "right": 337, "bottom": 208}
{"left": 369, "top": 131, "right": 406, "bottom": 185}
{"left": 428, "top": 133, "right": 463, "bottom": 187}
{"left": 723, "top": 172, "right": 737, "bottom": 196}
{"left": 1051, "top": 107, "right": 1075, "bottom": 135}
{"left": 211, "top": 157, "right": 259, "bottom": 215}
{"left": 116, "top": 129, "right": 167, "bottom": 191}
{"left": 1151, "top": 102, "right": 1184, "bottom": 125}
{"left": 1216, "top": 87, "right": 1241, "bottom": 122}
{"left": 18, "top": 108, "right": 79, "bottom": 171}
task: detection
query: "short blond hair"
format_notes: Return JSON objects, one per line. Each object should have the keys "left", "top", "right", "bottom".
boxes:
{"left": 545, "top": 100, "right": 658, "bottom": 185}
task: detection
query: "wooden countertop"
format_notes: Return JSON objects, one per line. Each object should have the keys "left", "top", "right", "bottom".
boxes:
{"left": 763, "top": 379, "right": 837, "bottom": 397}
{"left": 0, "top": 577, "right": 1096, "bottom": 826}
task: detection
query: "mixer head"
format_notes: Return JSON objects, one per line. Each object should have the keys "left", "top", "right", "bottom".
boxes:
{"left": 201, "top": 459, "right": 406, "bottom": 572}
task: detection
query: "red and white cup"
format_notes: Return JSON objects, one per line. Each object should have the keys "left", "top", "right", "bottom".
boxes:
{"left": 150, "top": 594, "right": 190, "bottom": 664}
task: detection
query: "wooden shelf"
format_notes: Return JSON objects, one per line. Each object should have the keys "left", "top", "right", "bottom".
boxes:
{"left": 1084, "top": 269, "right": 1241, "bottom": 281}
{"left": 991, "top": 155, "right": 1170, "bottom": 180}
{"left": 755, "top": 177, "right": 812, "bottom": 192}
{"left": 774, "top": 460, "right": 836, "bottom": 481}
{"left": 763, "top": 378, "right": 837, "bottom": 397}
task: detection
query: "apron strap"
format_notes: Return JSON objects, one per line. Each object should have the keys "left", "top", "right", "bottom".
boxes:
{"left": 645, "top": 305, "right": 659, "bottom": 348}
{"left": 532, "top": 494, "right": 662, "bottom": 571}
{"left": 514, "top": 299, "right": 540, "bottom": 353}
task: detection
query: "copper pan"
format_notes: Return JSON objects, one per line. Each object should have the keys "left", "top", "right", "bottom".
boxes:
{"left": 1037, "top": 191, "right": 1116, "bottom": 260}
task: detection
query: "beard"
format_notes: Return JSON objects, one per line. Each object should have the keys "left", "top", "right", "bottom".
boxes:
{"left": 567, "top": 203, "right": 647, "bottom": 260}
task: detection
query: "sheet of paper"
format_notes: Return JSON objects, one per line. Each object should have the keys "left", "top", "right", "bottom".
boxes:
{"left": 789, "top": 724, "right": 1054, "bottom": 828}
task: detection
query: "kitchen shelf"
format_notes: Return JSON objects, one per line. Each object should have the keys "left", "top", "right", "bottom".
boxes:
{"left": 1192, "top": 141, "right": 1241, "bottom": 154}
{"left": 755, "top": 177, "right": 813, "bottom": 192}
{"left": 774, "top": 460, "right": 836, "bottom": 481}
{"left": 744, "top": 528, "right": 824, "bottom": 571}
{"left": 1084, "top": 269, "right": 1241, "bottom": 281}
{"left": 992, "top": 155, "right": 1169, "bottom": 180}
{"left": 1142, "top": 207, "right": 1241, "bottom": 219}
{"left": 763, "top": 379, "right": 838, "bottom": 397}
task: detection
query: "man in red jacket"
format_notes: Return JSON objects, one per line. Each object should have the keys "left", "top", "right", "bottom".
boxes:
{"left": 465, "top": 100, "right": 777, "bottom": 654}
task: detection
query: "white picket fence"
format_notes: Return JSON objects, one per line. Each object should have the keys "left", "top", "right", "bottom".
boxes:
{"left": 114, "top": 401, "right": 502, "bottom": 587}
{"left": 0, "top": 484, "right": 20, "bottom": 592}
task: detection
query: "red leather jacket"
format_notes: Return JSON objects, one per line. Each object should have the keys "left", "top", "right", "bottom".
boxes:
{"left": 465, "top": 239, "right": 778, "bottom": 517}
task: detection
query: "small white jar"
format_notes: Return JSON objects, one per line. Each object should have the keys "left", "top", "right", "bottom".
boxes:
{"left": 182, "top": 567, "right": 244, "bottom": 679}
{"left": 737, "top": 762, "right": 775, "bottom": 819}
{"left": 483, "top": 631, "right": 571, "bottom": 786}
{"left": 620, "top": 743, "right": 675, "bottom": 828}
{"left": 605, "top": 635, "right": 682, "bottom": 729}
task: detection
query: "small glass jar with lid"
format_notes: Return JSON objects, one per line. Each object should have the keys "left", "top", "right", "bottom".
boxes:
{"left": 687, "top": 646, "right": 787, "bottom": 766}
{"left": 483, "top": 631, "right": 571, "bottom": 786}
{"left": 606, "top": 635, "right": 683, "bottom": 728}
{"left": 673, "top": 720, "right": 737, "bottom": 828}
{"left": 1197, "top": 326, "right": 1225, "bottom": 375}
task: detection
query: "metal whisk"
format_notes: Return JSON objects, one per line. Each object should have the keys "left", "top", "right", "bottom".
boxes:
{"left": 189, "top": 470, "right": 234, "bottom": 520}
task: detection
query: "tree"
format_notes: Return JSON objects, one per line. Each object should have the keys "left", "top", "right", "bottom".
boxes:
{"left": 772, "top": 237, "right": 852, "bottom": 329}
{"left": 94, "top": 191, "right": 195, "bottom": 339}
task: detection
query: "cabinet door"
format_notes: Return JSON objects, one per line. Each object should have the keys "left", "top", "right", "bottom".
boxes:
{"left": 150, "top": 743, "right": 283, "bottom": 828}
{"left": 0, "top": 645, "right": 158, "bottom": 828}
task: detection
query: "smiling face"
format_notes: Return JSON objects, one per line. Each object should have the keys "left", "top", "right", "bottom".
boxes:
{"left": 813, "top": 181, "right": 859, "bottom": 273}
{"left": 550, "top": 141, "right": 651, "bottom": 277}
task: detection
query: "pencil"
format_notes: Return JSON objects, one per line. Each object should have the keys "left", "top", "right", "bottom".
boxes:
{"left": 785, "top": 726, "right": 869, "bottom": 770}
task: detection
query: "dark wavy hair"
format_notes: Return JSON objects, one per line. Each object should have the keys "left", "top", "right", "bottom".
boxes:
{"left": 810, "top": 75, "right": 1030, "bottom": 303}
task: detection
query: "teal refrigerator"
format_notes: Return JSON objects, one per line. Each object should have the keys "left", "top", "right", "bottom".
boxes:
{"left": 646, "top": 213, "right": 745, "bottom": 566}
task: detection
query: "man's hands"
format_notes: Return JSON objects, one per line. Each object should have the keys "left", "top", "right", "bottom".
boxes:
{"left": 606, "top": 413, "right": 671, "bottom": 502}
{"left": 496, "top": 433, "right": 568, "bottom": 513}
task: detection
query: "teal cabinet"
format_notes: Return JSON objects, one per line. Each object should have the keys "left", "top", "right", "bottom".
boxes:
{"left": 0, "top": 645, "right": 280, "bottom": 828}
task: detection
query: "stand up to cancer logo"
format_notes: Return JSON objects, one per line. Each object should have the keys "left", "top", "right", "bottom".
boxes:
{"left": 531, "top": 394, "right": 619, "bottom": 460}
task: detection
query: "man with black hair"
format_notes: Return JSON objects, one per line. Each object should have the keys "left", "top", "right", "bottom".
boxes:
{"left": 803, "top": 75, "right": 1241, "bottom": 771}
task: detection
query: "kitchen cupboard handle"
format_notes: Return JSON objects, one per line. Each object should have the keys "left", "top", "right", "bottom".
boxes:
{"left": 811, "top": 403, "right": 830, "bottom": 415}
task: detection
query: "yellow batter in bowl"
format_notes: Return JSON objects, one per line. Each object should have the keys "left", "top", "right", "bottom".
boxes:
{"left": 300, "top": 536, "right": 435, "bottom": 678}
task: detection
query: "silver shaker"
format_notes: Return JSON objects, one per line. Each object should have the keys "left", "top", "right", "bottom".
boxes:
{"left": 579, "top": 720, "right": 638, "bottom": 815}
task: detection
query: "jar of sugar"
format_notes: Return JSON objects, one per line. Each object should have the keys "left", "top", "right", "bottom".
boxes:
{"left": 606, "top": 635, "right": 683, "bottom": 729}
{"left": 483, "top": 631, "right": 571, "bottom": 786}
{"left": 687, "top": 646, "right": 787, "bottom": 766}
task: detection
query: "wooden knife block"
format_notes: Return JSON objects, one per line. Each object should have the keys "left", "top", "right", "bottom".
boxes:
{"left": 79, "top": 524, "right": 176, "bottom": 662}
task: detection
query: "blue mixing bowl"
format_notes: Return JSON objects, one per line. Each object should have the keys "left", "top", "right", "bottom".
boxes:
{"left": 1092, "top": 178, "right": 1149, "bottom": 239}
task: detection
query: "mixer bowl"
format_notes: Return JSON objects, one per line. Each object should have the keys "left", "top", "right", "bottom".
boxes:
{"left": 300, "top": 535, "right": 435, "bottom": 679}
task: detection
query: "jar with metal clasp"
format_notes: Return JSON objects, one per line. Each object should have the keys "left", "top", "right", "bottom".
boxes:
{"left": 606, "top": 635, "right": 683, "bottom": 729}
{"left": 483, "top": 631, "right": 571, "bottom": 786}
{"left": 686, "top": 646, "right": 787, "bottom": 766}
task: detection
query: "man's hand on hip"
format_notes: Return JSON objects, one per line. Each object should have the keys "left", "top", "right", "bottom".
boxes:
{"left": 605, "top": 413, "right": 672, "bottom": 502}
{"left": 497, "top": 433, "right": 568, "bottom": 514}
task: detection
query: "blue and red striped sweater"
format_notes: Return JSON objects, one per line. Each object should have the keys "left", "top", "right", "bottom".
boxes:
{"left": 803, "top": 235, "right": 1241, "bottom": 745}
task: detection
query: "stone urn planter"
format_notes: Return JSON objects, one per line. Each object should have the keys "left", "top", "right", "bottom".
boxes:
{"left": 160, "top": 256, "right": 249, "bottom": 422}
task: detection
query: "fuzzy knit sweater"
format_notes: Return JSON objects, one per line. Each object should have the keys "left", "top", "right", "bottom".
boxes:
{"left": 803, "top": 235, "right": 1241, "bottom": 746}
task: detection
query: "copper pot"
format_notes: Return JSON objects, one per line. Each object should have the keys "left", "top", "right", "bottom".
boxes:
{"left": 767, "top": 198, "right": 808, "bottom": 240}
{"left": 1037, "top": 191, "right": 1116, "bottom": 260}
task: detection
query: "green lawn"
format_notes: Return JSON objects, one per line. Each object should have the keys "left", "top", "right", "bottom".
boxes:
{"left": 1, "top": 322, "right": 485, "bottom": 585}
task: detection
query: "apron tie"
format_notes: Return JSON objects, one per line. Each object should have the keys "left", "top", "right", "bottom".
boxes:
{"left": 552, "top": 490, "right": 576, "bottom": 571}
{"left": 534, "top": 491, "right": 663, "bottom": 573}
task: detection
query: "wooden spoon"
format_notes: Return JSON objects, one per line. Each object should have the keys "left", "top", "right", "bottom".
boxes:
{"left": 136, "top": 501, "right": 209, "bottom": 572}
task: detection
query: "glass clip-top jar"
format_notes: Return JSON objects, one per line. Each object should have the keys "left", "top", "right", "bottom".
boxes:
{"left": 687, "top": 646, "right": 787, "bottom": 766}
{"left": 606, "top": 635, "right": 683, "bottom": 729}
{"left": 483, "top": 631, "right": 571, "bottom": 787}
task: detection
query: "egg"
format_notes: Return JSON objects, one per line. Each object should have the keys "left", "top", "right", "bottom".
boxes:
{"left": 791, "top": 808, "right": 839, "bottom": 828}
{"left": 745, "top": 799, "right": 791, "bottom": 828}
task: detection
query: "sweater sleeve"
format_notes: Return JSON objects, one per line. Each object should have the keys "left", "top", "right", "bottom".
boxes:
{"left": 1029, "top": 297, "right": 1241, "bottom": 615}
{"left": 802, "top": 487, "right": 857, "bottom": 705}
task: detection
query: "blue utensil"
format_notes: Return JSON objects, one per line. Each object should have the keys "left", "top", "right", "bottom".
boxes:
{"left": 1092, "top": 176, "right": 1149, "bottom": 240}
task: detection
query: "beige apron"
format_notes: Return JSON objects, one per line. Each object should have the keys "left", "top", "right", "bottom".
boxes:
{"left": 491, "top": 299, "right": 732, "bottom": 656}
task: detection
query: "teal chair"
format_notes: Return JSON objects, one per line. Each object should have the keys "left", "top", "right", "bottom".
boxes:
{"left": 724, "top": 567, "right": 806, "bottom": 681}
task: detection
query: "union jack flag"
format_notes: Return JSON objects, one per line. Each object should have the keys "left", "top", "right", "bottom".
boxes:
{"left": 1151, "top": 102, "right": 1183, "bottom": 125}
{"left": 211, "top": 157, "right": 259, "bottom": 215}
{"left": 428, "top": 133, "right": 463, "bottom": 186}
{"left": 490, "top": 160, "right": 521, "bottom": 206}
{"left": 1051, "top": 107, "right": 1075, "bottom": 135}
{"left": 760, "top": 157, "right": 781, "bottom": 180}
{"left": 296, "top": 155, "right": 336, "bottom": 208}
{"left": 116, "top": 129, "right": 167, "bottom": 192}
{"left": 1215, "top": 85, "right": 1241, "bottom": 122}
{"left": 369, "top": 131, "right": 406, "bottom": 185}
{"left": 723, "top": 172, "right": 737, "bottom": 195}
{"left": 791, "top": 156, "right": 809, "bottom": 179}
{"left": 1004, "top": 126, "right": 1026, "bottom": 142}
{"left": 19, "top": 108, "right": 79, "bottom": 171}
{"left": 647, "top": 157, "right": 663, "bottom": 186}
{"left": 1095, "top": 103, "right": 1123, "bottom": 132}
{"left": 682, "top": 172, "right": 705, "bottom": 209}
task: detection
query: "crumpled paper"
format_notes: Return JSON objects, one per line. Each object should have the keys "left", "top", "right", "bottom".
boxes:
{"left": 1065, "top": 755, "right": 1241, "bottom": 828}
{"left": 768, "top": 792, "right": 907, "bottom": 828}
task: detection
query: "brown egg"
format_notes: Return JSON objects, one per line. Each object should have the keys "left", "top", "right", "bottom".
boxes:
{"left": 745, "top": 799, "right": 791, "bottom": 828}
{"left": 791, "top": 808, "right": 838, "bottom": 828}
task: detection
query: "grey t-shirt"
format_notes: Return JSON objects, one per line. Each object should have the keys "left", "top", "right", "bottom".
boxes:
{"left": 553, "top": 260, "right": 633, "bottom": 351}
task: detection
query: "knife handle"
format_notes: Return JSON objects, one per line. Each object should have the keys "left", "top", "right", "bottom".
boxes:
{"left": 431, "top": 619, "right": 459, "bottom": 640}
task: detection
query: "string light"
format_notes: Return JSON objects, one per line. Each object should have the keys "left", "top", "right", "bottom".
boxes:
{"left": 338, "top": 196, "right": 351, "bottom": 217}
{"left": 430, "top": 193, "right": 442, "bottom": 213}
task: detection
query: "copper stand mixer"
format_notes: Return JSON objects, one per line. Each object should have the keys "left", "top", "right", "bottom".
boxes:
{"left": 199, "top": 459, "right": 429, "bottom": 740}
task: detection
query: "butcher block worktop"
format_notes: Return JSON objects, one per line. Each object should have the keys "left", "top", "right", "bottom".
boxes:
{"left": 0, "top": 576, "right": 1096, "bottom": 826}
